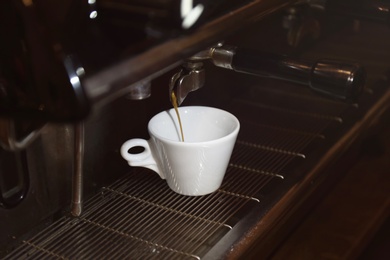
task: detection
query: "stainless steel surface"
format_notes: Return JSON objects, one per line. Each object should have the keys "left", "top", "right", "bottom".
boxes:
{"left": 0, "top": 119, "right": 44, "bottom": 152}
{"left": 0, "top": 123, "right": 75, "bottom": 251}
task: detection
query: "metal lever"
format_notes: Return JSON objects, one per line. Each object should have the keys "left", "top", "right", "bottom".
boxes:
{"left": 170, "top": 44, "right": 365, "bottom": 104}
{"left": 210, "top": 45, "right": 366, "bottom": 100}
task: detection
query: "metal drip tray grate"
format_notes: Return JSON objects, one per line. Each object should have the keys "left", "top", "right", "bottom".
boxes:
{"left": 4, "top": 85, "right": 351, "bottom": 259}
{"left": 5, "top": 169, "right": 273, "bottom": 259}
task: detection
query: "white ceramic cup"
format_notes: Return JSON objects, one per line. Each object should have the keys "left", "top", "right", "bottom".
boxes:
{"left": 120, "top": 106, "right": 240, "bottom": 196}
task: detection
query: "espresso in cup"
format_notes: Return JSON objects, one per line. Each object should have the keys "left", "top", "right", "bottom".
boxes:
{"left": 120, "top": 106, "right": 240, "bottom": 196}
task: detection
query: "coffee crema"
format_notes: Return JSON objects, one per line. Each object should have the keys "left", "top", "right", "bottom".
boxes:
{"left": 171, "top": 91, "right": 185, "bottom": 142}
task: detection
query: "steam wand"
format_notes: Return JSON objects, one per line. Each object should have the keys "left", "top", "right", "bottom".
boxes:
{"left": 71, "top": 122, "right": 84, "bottom": 217}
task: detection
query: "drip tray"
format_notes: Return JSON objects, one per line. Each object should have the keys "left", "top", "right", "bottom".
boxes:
{"left": 5, "top": 170, "right": 276, "bottom": 259}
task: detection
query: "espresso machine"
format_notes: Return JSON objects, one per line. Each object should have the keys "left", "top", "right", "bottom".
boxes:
{"left": 1, "top": 0, "right": 389, "bottom": 259}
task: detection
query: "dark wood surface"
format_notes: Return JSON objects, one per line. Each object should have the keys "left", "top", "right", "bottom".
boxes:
{"left": 267, "top": 117, "right": 390, "bottom": 259}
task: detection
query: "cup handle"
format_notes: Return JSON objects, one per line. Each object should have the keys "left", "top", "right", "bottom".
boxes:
{"left": 120, "top": 139, "right": 164, "bottom": 179}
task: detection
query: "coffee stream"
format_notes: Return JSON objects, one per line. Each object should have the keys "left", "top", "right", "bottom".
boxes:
{"left": 171, "top": 91, "right": 185, "bottom": 142}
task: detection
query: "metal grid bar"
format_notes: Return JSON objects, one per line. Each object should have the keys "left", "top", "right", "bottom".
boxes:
{"left": 229, "top": 100, "right": 341, "bottom": 134}
{"left": 221, "top": 167, "right": 276, "bottom": 197}
{"left": 239, "top": 83, "right": 350, "bottom": 116}
{"left": 237, "top": 122, "right": 323, "bottom": 154}
{"left": 230, "top": 143, "right": 298, "bottom": 176}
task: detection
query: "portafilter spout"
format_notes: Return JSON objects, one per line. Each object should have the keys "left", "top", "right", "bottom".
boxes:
{"left": 169, "top": 61, "right": 206, "bottom": 106}
{"left": 168, "top": 45, "right": 219, "bottom": 105}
